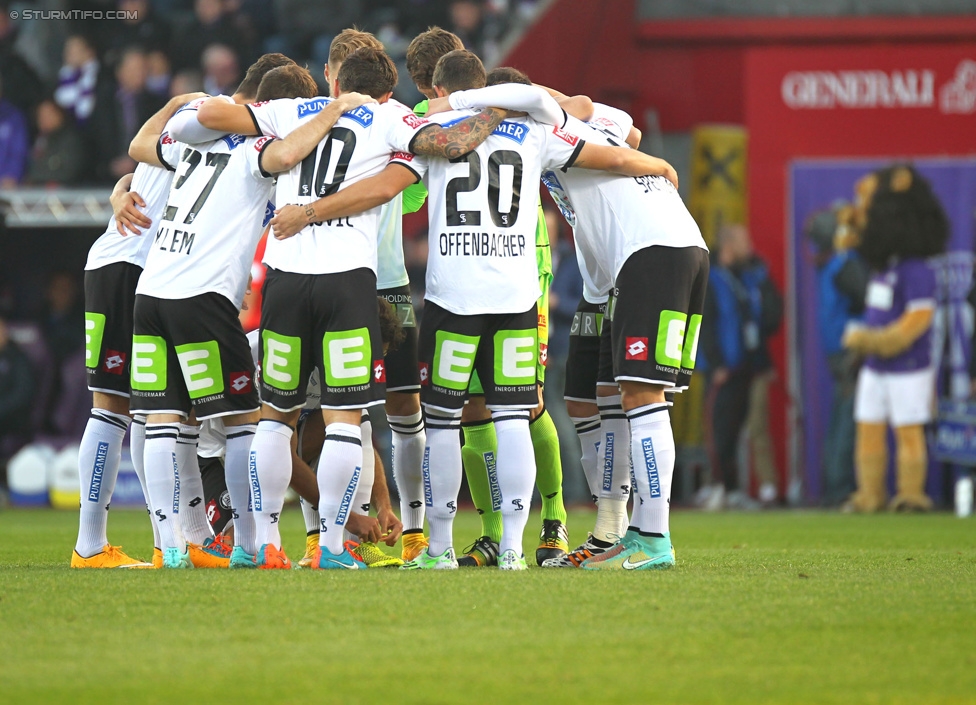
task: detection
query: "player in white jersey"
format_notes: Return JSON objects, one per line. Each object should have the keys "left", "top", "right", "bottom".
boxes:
{"left": 450, "top": 81, "right": 708, "bottom": 571}
{"left": 73, "top": 55, "right": 302, "bottom": 570}
{"left": 191, "top": 47, "right": 510, "bottom": 570}
{"left": 197, "top": 29, "right": 433, "bottom": 563}
{"left": 127, "top": 65, "right": 373, "bottom": 569}
{"left": 275, "top": 50, "right": 679, "bottom": 570}
{"left": 71, "top": 92, "right": 205, "bottom": 569}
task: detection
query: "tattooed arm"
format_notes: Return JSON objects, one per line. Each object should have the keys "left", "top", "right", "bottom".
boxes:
{"left": 409, "top": 107, "right": 507, "bottom": 160}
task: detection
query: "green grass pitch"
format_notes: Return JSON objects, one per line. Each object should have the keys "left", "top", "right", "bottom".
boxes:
{"left": 1, "top": 508, "right": 975, "bottom": 704}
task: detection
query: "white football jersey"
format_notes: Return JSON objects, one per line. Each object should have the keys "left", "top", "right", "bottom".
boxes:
{"left": 376, "top": 197, "right": 409, "bottom": 290}
{"left": 136, "top": 131, "right": 275, "bottom": 306}
{"left": 394, "top": 111, "right": 580, "bottom": 316}
{"left": 247, "top": 97, "right": 431, "bottom": 276}
{"left": 545, "top": 104, "right": 631, "bottom": 304}
{"left": 541, "top": 115, "right": 706, "bottom": 287}
{"left": 85, "top": 133, "right": 182, "bottom": 271}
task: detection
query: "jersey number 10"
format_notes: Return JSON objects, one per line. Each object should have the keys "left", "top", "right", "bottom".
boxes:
{"left": 297, "top": 127, "right": 357, "bottom": 198}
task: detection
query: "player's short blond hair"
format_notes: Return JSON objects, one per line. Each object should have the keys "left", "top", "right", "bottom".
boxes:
{"left": 329, "top": 28, "right": 384, "bottom": 67}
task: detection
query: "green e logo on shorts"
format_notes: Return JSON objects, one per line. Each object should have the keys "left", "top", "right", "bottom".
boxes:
{"left": 175, "top": 340, "right": 224, "bottom": 399}
{"left": 85, "top": 313, "right": 106, "bottom": 369}
{"left": 682, "top": 314, "right": 702, "bottom": 370}
{"left": 323, "top": 328, "right": 371, "bottom": 387}
{"left": 494, "top": 329, "right": 537, "bottom": 385}
{"left": 262, "top": 330, "right": 302, "bottom": 390}
{"left": 656, "top": 311, "right": 687, "bottom": 368}
{"left": 433, "top": 331, "right": 480, "bottom": 390}
{"left": 131, "top": 335, "right": 167, "bottom": 391}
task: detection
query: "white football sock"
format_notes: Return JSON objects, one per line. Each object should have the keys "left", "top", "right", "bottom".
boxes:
{"left": 129, "top": 416, "right": 160, "bottom": 549}
{"left": 422, "top": 408, "right": 463, "bottom": 557}
{"left": 75, "top": 409, "right": 130, "bottom": 557}
{"left": 594, "top": 395, "right": 632, "bottom": 543}
{"left": 627, "top": 403, "right": 675, "bottom": 535}
{"left": 346, "top": 414, "right": 375, "bottom": 542}
{"left": 571, "top": 414, "right": 602, "bottom": 505}
{"left": 176, "top": 424, "right": 213, "bottom": 545}
{"left": 317, "top": 422, "right": 363, "bottom": 554}
{"left": 143, "top": 422, "right": 182, "bottom": 550}
{"left": 301, "top": 498, "right": 320, "bottom": 537}
{"left": 248, "top": 419, "right": 293, "bottom": 550}
{"left": 224, "top": 423, "right": 258, "bottom": 553}
{"left": 492, "top": 410, "right": 536, "bottom": 557}
{"left": 388, "top": 411, "right": 426, "bottom": 532}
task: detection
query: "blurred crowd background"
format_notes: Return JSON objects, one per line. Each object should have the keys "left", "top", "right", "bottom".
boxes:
{"left": 1, "top": 0, "right": 975, "bottom": 512}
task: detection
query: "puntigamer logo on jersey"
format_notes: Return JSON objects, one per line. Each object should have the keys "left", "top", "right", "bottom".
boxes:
{"left": 344, "top": 105, "right": 374, "bottom": 128}
{"left": 493, "top": 121, "right": 528, "bottom": 144}
{"left": 297, "top": 98, "right": 331, "bottom": 118}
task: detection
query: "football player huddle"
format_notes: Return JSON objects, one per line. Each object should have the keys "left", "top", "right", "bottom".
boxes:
{"left": 71, "top": 25, "right": 706, "bottom": 573}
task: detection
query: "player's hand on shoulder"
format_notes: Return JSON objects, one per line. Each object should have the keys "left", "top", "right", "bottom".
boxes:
{"left": 114, "top": 191, "right": 150, "bottom": 236}
{"left": 425, "top": 96, "right": 451, "bottom": 115}
{"left": 655, "top": 158, "right": 679, "bottom": 189}
{"left": 269, "top": 204, "right": 309, "bottom": 240}
{"left": 336, "top": 91, "right": 376, "bottom": 112}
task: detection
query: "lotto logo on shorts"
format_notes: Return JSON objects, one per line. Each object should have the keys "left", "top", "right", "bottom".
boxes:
{"left": 103, "top": 350, "right": 127, "bottom": 375}
{"left": 373, "top": 360, "right": 386, "bottom": 383}
{"left": 229, "top": 372, "right": 252, "bottom": 394}
{"left": 626, "top": 337, "right": 649, "bottom": 361}
{"left": 419, "top": 362, "right": 430, "bottom": 385}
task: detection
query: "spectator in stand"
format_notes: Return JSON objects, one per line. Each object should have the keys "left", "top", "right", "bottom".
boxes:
{"left": 170, "top": 0, "right": 247, "bottom": 73}
{"left": 806, "top": 204, "right": 868, "bottom": 506}
{"left": 700, "top": 224, "right": 784, "bottom": 509}
{"left": 169, "top": 70, "right": 204, "bottom": 97}
{"left": 26, "top": 99, "right": 87, "bottom": 186}
{"left": 40, "top": 272, "right": 85, "bottom": 369}
{"left": 109, "top": 0, "right": 171, "bottom": 55}
{"left": 268, "top": 0, "right": 357, "bottom": 70}
{"left": 0, "top": 5, "right": 44, "bottom": 116}
{"left": 146, "top": 50, "right": 172, "bottom": 96}
{"left": 0, "top": 75, "right": 29, "bottom": 189}
{"left": 0, "top": 315, "right": 34, "bottom": 451}
{"left": 89, "top": 45, "right": 166, "bottom": 182}
{"left": 201, "top": 44, "right": 241, "bottom": 98}
{"left": 55, "top": 34, "right": 100, "bottom": 124}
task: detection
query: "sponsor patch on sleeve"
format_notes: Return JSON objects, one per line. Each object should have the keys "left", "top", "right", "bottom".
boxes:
{"left": 403, "top": 113, "right": 429, "bottom": 129}
{"left": 391, "top": 151, "right": 414, "bottom": 162}
{"left": 254, "top": 135, "right": 273, "bottom": 151}
{"left": 552, "top": 124, "right": 580, "bottom": 146}
{"left": 161, "top": 132, "right": 175, "bottom": 145}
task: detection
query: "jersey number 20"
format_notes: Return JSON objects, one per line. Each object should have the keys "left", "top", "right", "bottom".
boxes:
{"left": 445, "top": 150, "right": 523, "bottom": 228}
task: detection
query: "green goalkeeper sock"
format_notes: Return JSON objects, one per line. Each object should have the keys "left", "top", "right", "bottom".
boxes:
{"left": 461, "top": 418, "right": 502, "bottom": 543}
{"left": 531, "top": 406, "right": 567, "bottom": 524}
